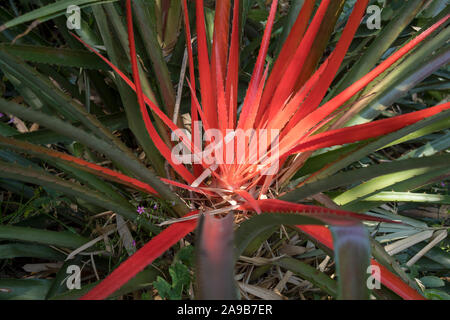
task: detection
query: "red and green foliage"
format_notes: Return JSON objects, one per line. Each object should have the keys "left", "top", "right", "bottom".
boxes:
{"left": 0, "top": 0, "right": 448, "bottom": 300}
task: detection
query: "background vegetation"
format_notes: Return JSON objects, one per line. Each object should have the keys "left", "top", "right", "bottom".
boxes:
{"left": 0, "top": 0, "right": 448, "bottom": 300}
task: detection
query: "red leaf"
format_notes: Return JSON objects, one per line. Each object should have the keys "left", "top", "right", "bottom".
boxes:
{"left": 211, "top": 0, "right": 231, "bottom": 97}
{"left": 181, "top": 0, "right": 198, "bottom": 122}
{"left": 225, "top": 0, "right": 240, "bottom": 129}
{"left": 0, "top": 136, "right": 157, "bottom": 195}
{"left": 237, "top": 0, "right": 278, "bottom": 130}
{"left": 182, "top": 0, "right": 202, "bottom": 177}
{"left": 215, "top": 41, "right": 229, "bottom": 133}
{"left": 195, "top": 0, "right": 217, "bottom": 130}
{"left": 125, "top": 0, "right": 196, "bottom": 184}
{"left": 71, "top": 31, "right": 196, "bottom": 183}
{"left": 238, "top": 199, "right": 398, "bottom": 225}
{"left": 259, "top": 0, "right": 315, "bottom": 118}
{"left": 283, "top": 0, "right": 369, "bottom": 133}
{"left": 286, "top": 102, "right": 450, "bottom": 155}
{"left": 80, "top": 211, "right": 199, "bottom": 300}
{"left": 290, "top": 14, "right": 450, "bottom": 138}
{"left": 238, "top": 199, "right": 423, "bottom": 298}
{"left": 276, "top": 12, "right": 449, "bottom": 157}
{"left": 160, "top": 177, "right": 215, "bottom": 196}
{"left": 261, "top": 0, "right": 331, "bottom": 126}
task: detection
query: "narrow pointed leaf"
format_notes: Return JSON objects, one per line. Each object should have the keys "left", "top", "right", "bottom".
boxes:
{"left": 196, "top": 213, "right": 236, "bottom": 300}
{"left": 273, "top": 257, "right": 338, "bottom": 297}
{"left": 281, "top": 154, "right": 450, "bottom": 202}
{"left": 330, "top": 224, "right": 370, "bottom": 300}
{"left": 80, "top": 211, "right": 199, "bottom": 300}
{"left": 125, "top": 0, "right": 195, "bottom": 184}
{"left": 288, "top": 14, "right": 449, "bottom": 139}
{"left": 0, "top": 135, "right": 157, "bottom": 195}
{"left": 0, "top": 97, "right": 186, "bottom": 215}
{"left": 0, "top": 44, "right": 109, "bottom": 69}
{"left": 286, "top": 103, "right": 450, "bottom": 155}
{"left": 0, "top": 225, "right": 89, "bottom": 249}
{"left": 0, "top": 159, "right": 159, "bottom": 233}
{"left": 297, "top": 225, "right": 425, "bottom": 300}
{"left": 0, "top": 243, "right": 65, "bottom": 260}
{"left": 0, "top": 0, "right": 112, "bottom": 31}
{"left": 330, "top": 0, "right": 429, "bottom": 98}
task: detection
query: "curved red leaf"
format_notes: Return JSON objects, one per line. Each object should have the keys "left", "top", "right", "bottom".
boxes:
{"left": 80, "top": 210, "right": 199, "bottom": 300}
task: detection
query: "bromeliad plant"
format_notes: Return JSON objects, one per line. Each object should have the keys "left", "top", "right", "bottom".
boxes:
{"left": 0, "top": 0, "right": 449, "bottom": 300}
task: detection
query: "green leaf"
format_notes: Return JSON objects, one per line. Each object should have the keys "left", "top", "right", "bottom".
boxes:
{"left": 282, "top": 154, "right": 450, "bottom": 203}
{"left": 0, "top": 243, "right": 66, "bottom": 260}
{"left": 240, "top": 0, "right": 258, "bottom": 42}
{"left": 0, "top": 134, "right": 136, "bottom": 208}
{"left": 0, "top": 44, "right": 110, "bottom": 69}
{"left": 50, "top": 268, "right": 159, "bottom": 300}
{"left": 274, "top": 0, "right": 305, "bottom": 57}
{"left": 419, "top": 276, "right": 445, "bottom": 288}
{"left": 334, "top": 167, "right": 443, "bottom": 207}
{"left": 133, "top": 0, "right": 176, "bottom": 115}
{"left": 0, "top": 159, "right": 159, "bottom": 233}
{"left": 92, "top": 4, "right": 166, "bottom": 177}
{"left": 299, "top": 109, "right": 450, "bottom": 185}
{"left": 345, "top": 28, "right": 450, "bottom": 126}
{"left": 363, "top": 192, "right": 450, "bottom": 204}
{"left": 234, "top": 213, "right": 325, "bottom": 262}
{"left": 0, "top": 50, "right": 136, "bottom": 161}
{"left": 13, "top": 112, "right": 128, "bottom": 145}
{"left": 153, "top": 277, "right": 173, "bottom": 299}
{"left": 329, "top": 0, "right": 428, "bottom": 98}
{"left": 0, "top": 0, "right": 117, "bottom": 32}
{"left": 340, "top": 166, "right": 449, "bottom": 212}
{"left": 45, "top": 257, "right": 83, "bottom": 299}
{"left": 295, "top": 142, "right": 365, "bottom": 178}
{"left": 153, "top": 262, "right": 191, "bottom": 300}
{"left": 234, "top": 212, "right": 370, "bottom": 299}
{"left": 170, "top": 263, "right": 191, "bottom": 293}
{"left": 370, "top": 238, "right": 421, "bottom": 291}
{"left": 330, "top": 224, "right": 370, "bottom": 300}
{"left": 410, "top": 243, "right": 450, "bottom": 269}
{"left": 0, "top": 6, "right": 48, "bottom": 45}
{"left": 0, "top": 97, "right": 187, "bottom": 216}
{"left": 243, "top": 225, "right": 278, "bottom": 257}
{"left": 423, "top": 289, "right": 450, "bottom": 300}
{"left": 0, "top": 122, "right": 18, "bottom": 136}
{"left": 0, "top": 225, "right": 89, "bottom": 249}
{"left": 196, "top": 213, "right": 236, "bottom": 300}
{"left": 384, "top": 113, "right": 450, "bottom": 148}
{"left": 398, "top": 131, "right": 450, "bottom": 160}
{"left": 176, "top": 245, "right": 195, "bottom": 268}
{"left": 274, "top": 256, "right": 337, "bottom": 297}
{"left": 0, "top": 279, "right": 53, "bottom": 300}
